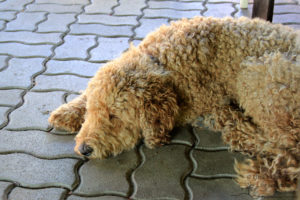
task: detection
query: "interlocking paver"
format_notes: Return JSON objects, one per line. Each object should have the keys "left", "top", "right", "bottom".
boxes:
{"left": 114, "top": 0, "right": 145, "bottom": 16}
{"left": 134, "top": 145, "right": 189, "bottom": 199}
{"left": 6, "top": 92, "right": 65, "bottom": 130}
{"left": 0, "top": 11, "right": 16, "bottom": 20}
{"left": 149, "top": 1, "right": 204, "bottom": 10}
{"left": 0, "top": 20, "right": 4, "bottom": 29}
{"left": 0, "top": 130, "right": 77, "bottom": 157}
{"left": 274, "top": 5, "right": 300, "bottom": 13}
{"left": 0, "top": 107, "right": 9, "bottom": 125}
{"left": 0, "top": 54, "right": 7, "bottom": 69}
{"left": 0, "top": 0, "right": 32, "bottom": 11}
{"left": 78, "top": 14, "right": 137, "bottom": 25}
{"left": 9, "top": 188, "right": 65, "bottom": 200}
{"left": 84, "top": 0, "right": 117, "bottom": 14}
{"left": 33, "top": 75, "right": 89, "bottom": 92}
{"left": 189, "top": 178, "right": 252, "bottom": 200}
{"left": 75, "top": 151, "right": 137, "bottom": 194}
{"left": 69, "top": 196, "right": 127, "bottom": 200}
{"left": 0, "top": 32, "right": 61, "bottom": 44}
{"left": 171, "top": 126, "right": 194, "bottom": 146}
{"left": 194, "top": 127, "right": 226, "bottom": 148}
{"left": 70, "top": 24, "right": 132, "bottom": 36}
{"left": 204, "top": 3, "right": 235, "bottom": 18}
{"left": 273, "top": 14, "right": 300, "bottom": 24}
{"left": 38, "top": 13, "right": 76, "bottom": 33}
{"left": 0, "top": 182, "right": 11, "bottom": 198}
{"left": 90, "top": 37, "right": 129, "bottom": 61}
{"left": 36, "top": 0, "right": 88, "bottom": 4}
{"left": 0, "top": 154, "right": 77, "bottom": 186}
{"left": 135, "top": 18, "right": 169, "bottom": 39}
{"left": 0, "top": 58, "right": 44, "bottom": 88}
{"left": 0, "top": 43, "right": 52, "bottom": 57}
{"left": 144, "top": 9, "right": 200, "bottom": 19}
{"left": 26, "top": 4, "right": 82, "bottom": 13}
{"left": 0, "top": 90, "right": 23, "bottom": 106}
{"left": 54, "top": 35, "right": 96, "bottom": 59}
{"left": 6, "top": 12, "right": 45, "bottom": 31}
{"left": 45, "top": 60, "right": 101, "bottom": 77}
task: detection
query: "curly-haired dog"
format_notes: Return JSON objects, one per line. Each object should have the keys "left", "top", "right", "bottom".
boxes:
{"left": 49, "top": 17, "right": 300, "bottom": 197}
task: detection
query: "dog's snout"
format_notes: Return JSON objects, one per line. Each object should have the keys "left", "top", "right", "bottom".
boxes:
{"left": 78, "top": 143, "right": 93, "bottom": 156}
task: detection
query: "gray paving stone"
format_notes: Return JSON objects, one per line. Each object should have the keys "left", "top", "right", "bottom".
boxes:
{"left": 66, "top": 93, "right": 80, "bottom": 103}
{"left": 0, "top": 43, "right": 52, "bottom": 57}
{"left": 0, "top": 11, "right": 16, "bottom": 20}
{"left": 0, "top": 153, "right": 77, "bottom": 187}
{"left": 289, "top": 24, "right": 300, "bottom": 30}
{"left": 54, "top": 35, "right": 96, "bottom": 59}
{"left": 264, "top": 192, "right": 295, "bottom": 200}
{"left": 9, "top": 187, "right": 65, "bottom": 200}
{"left": 26, "top": 4, "right": 82, "bottom": 13}
{"left": 70, "top": 24, "right": 132, "bottom": 36}
{"left": 78, "top": 14, "right": 137, "bottom": 25}
{"left": 0, "top": 20, "right": 4, "bottom": 29}
{"left": 33, "top": 75, "right": 89, "bottom": 92}
{"left": 134, "top": 145, "right": 189, "bottom": 199}
{"left": 85, "top": 0, "right": 117, "bottom": 14}
{"left": 235, "top": 4, "right": 252, "bottom": 18}
{"left": 189, "top": 178, "right": 252, "bottom": 200}
{"left": 0, "top": 55, "right": 7, "bottom": 68}
{"left": 0, "top": 130, "right": 77, "bottom": 157}
{"left": 273, "top": 14, "right": 300, "bottom": 24}
{"left": 0, "top": 32, "right": 62, "bottom": 44}
{"left": 149, "top": 1, "right": 204, "bottom": 10}
{"left": 0, "top": 58, "right": 44, "bottom": 88}
{"left": 69, "top": 196, "right": 127, "bottom": 200}
{"left": 0, "top": 0, "right": 32, "bottom": 11}
{"left": 6, "top": 91, "right": 65, "bottom": 129}
{"left": 204, "top": 3, "right": 235, "bottom": 18}
{"left": 171, "top": 126, "right": 193, "bottom": 146}
{"left": 36, "top": 0, "right": 88, "bottom": 4}
{"left": 144, "top": 9, "right": 200, "bottom": 19}
{"left": 194, "top": 127, "right": 226, "bottom": 148}
{"left": 45, "top": 60, "right": 101, "bottom": 77}
{"left": 274, "top": 5, "right": 300, "bottom": 13}
{"left": 0, "top": 182, "right": 11, "bottom": 199}
{"left": 6, "top": 12, "right": 45, "bottom": 31}
{"left": 193, "top": 150, "right": 245, "bottom": 175}
{"left": 75, "top": 151, "right": 137, "bottom": 194}
{"left": 38, "top": 13, "right": 76, "bottom": 33}
{"left": 135, "top": 18, "right": 168, "bottom": 39}
{"left": 0, "top": 107, "right": 9, "bottom": 125}
{"left": 90, "top": 37, "right": 129, "bottom": 61}
{"left": 114, "top": 0, "right": 145, "bottom": 16}
{"left": 0, "top": 90, "right": 22, "bottom": 106}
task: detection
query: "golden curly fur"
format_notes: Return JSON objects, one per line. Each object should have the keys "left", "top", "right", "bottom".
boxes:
{"left": 49, "top": 17, "right": 300, "bottom": 197}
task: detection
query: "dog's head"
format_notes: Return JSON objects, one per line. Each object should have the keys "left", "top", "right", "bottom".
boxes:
{"left": 74, "top": 47, "right": 179, "bottom": 159}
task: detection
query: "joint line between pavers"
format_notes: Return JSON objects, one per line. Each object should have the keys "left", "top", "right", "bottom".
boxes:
{"left": 110, "top": 0, "right": 120, "bottom": 16}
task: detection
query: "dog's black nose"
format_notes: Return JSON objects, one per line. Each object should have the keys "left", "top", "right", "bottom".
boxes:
{"left": 78, "top": 143, "right": 93, "bottom": 156}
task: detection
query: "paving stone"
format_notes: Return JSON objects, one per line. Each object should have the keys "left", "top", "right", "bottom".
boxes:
{"left": 0, "top": 182, "right": 11, "bottom": 199}
{"left": 135, "top": 18, "right": 168, "bottom": 39}
{"left": 193, "top": 150, "right": 245, "bottom": 175}
{"left": 148, "top": 1, "right": 204, "bottom": 10}
{"left": 0, "top": 130, "right": 77, "bottom": 157}
{"left": 134, "top": 145, "right": 189, "bottom": 199}
{"left": 0, "top": 90, "right": 23, "bottom": 106}
{"left": 274, "top": 5, "right": 300, "bottom": 13}
{"left": 75, "top": 151, "right": 137, "bottom": 194}
{"left": 54, "top": 35, "right": 96, "bottom": 59}
{"left": 6, "top": 91, "right": 65, "bottom": 129}
{"left": 0, "top": 43, "right": 52, "bottom": 57}
{"left": 0, "top": 107, "right": 9, "bottom": 125}
{"left": 66, "top": 93, "right": 80, "bottom": 103}
{"left": 90, "top": 37, "right": 129, "bottom": 61}
{"left": 204, "top": 3, "right": 235, "bottom": 18}
{"left": 0, "top": 32, "right": 62, "bottom": 44}
{"left": 38, "top": 13, "right": 76, "bottom": 32}
{"left": 0, "top": 20, "right": 4, "bottom": 29}
{"left": 0, "top": 0, "right": 32, "bottom": 11}
{"left": 69, "top": 196, "right": 127, "bottom": 200}
{"left": 6, "top": 12, "right": 45, "bottom": 31}
{"left": 0, "top": 58, "right": 44, "bottom": 88}
{"left": 171, "top": 126, "right": 193, "bottom": 146}
{"left": 264, "top": 192, "right": 296, "bottom": 200}
{"left": 189, "top": 178, "right": 252, "bottom": 200}
{"left": 0, "top": 55, "right": 7, "bottom": 68}
{"left": 144, "top": 9, "right": 200, "bottom": 19}
{"left": 275, "top": 0, "right": 298, "bottom": 4}
{"left": 289, "top": 24, "right": 300, "bottom": 30}
{"left": 0, "top": 11, "right": 16, "bottom": 20}
{"left": 45, "top": 60, "right": 101, "bottom": 77}
{"left": 9, "top": 187, "right": 65, "bottom": 200}
{"left": 194, "top": 127, "right": 226, "bottom": 148}
{"left": 235, "top": 4, "right": 252, "bottom": 18}
{"left": 0, "top": 153, "right": 77, "bottom": 187}
{"left": 78, "top": 14, "right": 137, "bottom": 25}
{"left": 36, "top": 0, "right": 88, "bottom": 4}
{"left": 85, "top": 0, "right": 117, "bottom": 14}
{"left": 70, "top": 24, "right": 132, "bottom": 36}
{"left": 26, "top": 4, "right": 82, "bottom": 13}
{"left": 273, "top": 14, "right": 300, "bottom": 24}
{"left": 114, "top": 0, "right": 145, "bottom": 15}
{"left": 33, "top": 75, "right": 89, "bottom": 92}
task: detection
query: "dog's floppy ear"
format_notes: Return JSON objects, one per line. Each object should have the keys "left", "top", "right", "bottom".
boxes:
{"left": 139, "top": 70, "right": 179, "bottom": 148}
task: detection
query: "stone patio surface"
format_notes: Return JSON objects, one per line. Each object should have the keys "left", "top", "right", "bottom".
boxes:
{"left": 0, "top": 0, "right": 299, "bottom": 199}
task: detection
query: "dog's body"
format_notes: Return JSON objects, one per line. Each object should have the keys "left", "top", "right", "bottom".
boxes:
{"left": 49, "top": 17, "right": 300, "bottom": 196}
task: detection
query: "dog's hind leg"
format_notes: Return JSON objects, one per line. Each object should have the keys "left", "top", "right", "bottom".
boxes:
{"left": 48, "top": 92, "right": 86, "bottom": 133}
